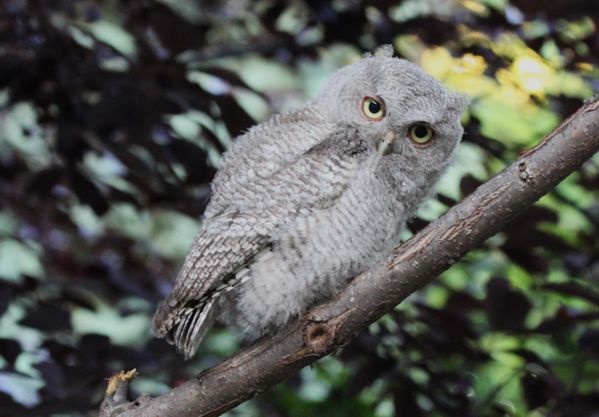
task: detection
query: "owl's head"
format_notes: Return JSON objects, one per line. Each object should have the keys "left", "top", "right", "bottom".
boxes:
{"left": 315, "top": 49, "right": 468, "bottom": 173}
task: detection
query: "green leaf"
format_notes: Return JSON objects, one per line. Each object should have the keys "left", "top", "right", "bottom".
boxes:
{"left": 0, "top": 102, "right": 51, "bottom": 170}
{"left": 0, "top": 211, "right": 18, "bottom": 236}
{"left": 0, "top": 240, "right": 44, "bottom": 282}
{"left": 71, "top": 295, "right": 151, "bottom": 347}
{"left": 0, "top": 372, "right": 44, "bottom": 407}
{"left": 232, "top": 88, "right": 269, "bottom": 122}
{"left": 149, "top": 210, "right": 199, "bottom": 260}
{"left": 86, "top": 20, "right": 136, "bottom": 57}
{"left": 105, "top": 203, "right": 152, "bottom": 241}
{"left": 0, "top": 302, "right": 44, "bottom": 349}
{"left": 472, "top": 95, "right": 559, "bottom": 146}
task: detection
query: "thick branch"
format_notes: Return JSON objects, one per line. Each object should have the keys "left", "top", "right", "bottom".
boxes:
{"left": 104, "top": 97, "right": 599, "bottom": 417}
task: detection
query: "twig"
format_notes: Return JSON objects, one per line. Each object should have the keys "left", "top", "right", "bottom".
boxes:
{"left": 99, "top": 370, "right": 141, "bottom": 417}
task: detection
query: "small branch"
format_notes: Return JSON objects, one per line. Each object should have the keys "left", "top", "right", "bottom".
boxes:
{"left": 104, "top": 97, "right": 599, "bottom": 417}
{"left": 99, "top": 370, "right": 142, "bottom": 417}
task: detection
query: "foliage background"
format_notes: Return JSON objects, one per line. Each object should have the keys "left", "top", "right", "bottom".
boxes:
{"left": 1, "top": 0, "right": 599, "bottom": 416}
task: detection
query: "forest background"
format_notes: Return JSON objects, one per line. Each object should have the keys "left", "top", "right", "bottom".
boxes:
{"left": 1, "top": 1, "right": 599, "bottom": 416}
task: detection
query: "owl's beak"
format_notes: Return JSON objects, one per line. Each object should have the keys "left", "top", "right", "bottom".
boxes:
{"left": 377, "top": 130, "right": 396, "bottom": 156}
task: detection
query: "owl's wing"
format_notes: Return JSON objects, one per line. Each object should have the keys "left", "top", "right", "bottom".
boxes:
{"left": 152, "top": 211, "right": 271, "bottom": 358}
{"left": 205, "top": 107, "right": 335, "bottom": 218}
{"left": 153, "top": 125, "right": 372, "bottom": 358}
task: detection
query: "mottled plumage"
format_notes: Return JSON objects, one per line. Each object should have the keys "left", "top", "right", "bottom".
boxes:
{"left": 153, "top": 48, "right": 468, "bottom": 358}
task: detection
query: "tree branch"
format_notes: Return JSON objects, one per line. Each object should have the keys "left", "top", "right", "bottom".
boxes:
{"left": 101, "top": 97, "right": 599, "bottom": 417}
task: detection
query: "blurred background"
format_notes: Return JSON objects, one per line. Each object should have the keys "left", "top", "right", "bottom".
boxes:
{"left": 1, "top": 0, "right": 599, "bottom": 416}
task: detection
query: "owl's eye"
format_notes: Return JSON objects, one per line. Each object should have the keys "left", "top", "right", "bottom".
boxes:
{"left": 408, "top": 123, "right": 434, "bottom": 145}
{"left": 361, "top": 97, "right": 385, "bottom": 121}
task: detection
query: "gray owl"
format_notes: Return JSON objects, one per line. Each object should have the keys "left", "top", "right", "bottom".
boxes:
{"left": 153, "top": 49, "right": 468, "bottom": 359}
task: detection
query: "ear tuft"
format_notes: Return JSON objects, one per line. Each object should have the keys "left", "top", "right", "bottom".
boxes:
{"left": 374, "top": 44, "right": 394, "bottom": 58}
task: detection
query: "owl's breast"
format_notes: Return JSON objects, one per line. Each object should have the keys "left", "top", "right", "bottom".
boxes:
{"left": 275, "top": 169, "right": 407, "bottom": 296}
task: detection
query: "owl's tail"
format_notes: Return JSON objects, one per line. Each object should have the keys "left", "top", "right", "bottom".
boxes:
{"left": 152, "top": 299, "right": 217, "bottom": 360}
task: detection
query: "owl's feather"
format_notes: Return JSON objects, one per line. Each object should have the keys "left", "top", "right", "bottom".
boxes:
{"left": 206, "top": 108, "right": 334, "bottom": 218}
{"left": 172, "top": 298, "right": 216, "bottom": 360}
{"left": 152, "top": 125, "right": 372, "bottom": 356}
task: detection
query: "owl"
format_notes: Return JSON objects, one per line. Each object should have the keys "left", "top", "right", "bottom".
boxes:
{"left": 153, "top": 47, "right": 468, "bottom": 359}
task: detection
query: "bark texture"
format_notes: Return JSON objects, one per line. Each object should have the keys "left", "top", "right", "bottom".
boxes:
{"left": 99, "top": 97, "right": 599, "bottom": 417}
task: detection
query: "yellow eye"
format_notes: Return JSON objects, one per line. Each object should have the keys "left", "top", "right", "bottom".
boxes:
{"left": 408, "top": 123, "right": 434, "bottom": 145}
{"left": 361, "top": 96, "right": 385, "bottom": 121}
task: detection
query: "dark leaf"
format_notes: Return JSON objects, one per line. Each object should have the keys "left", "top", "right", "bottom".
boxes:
{"left": 0, "top": 284, "right": 13, "bottom": 317}
{"left": 56, "top": 122, "right": 86, "bottom": 162}
{"left": 393, "top": 382, "right": 422, "bottom": 417}
{"left": 521, "top": 365, "right": 563, "bottom": 409}
{"left": 540, "top": 282, "right": 599, "bottom": 306}
{"left": 0, "top": 338, "right": 22, "bottom": 365}
{"left": 347, "top": 356, "right": 395, "bottom": 395}
{"left": 578, "top": 329, "right": 599, "bottom": 354}
{"left": 459, "top": 175, "right": 483, "bottom": 199}
{"left": 212, "top": 95, "right": 256, "bottom": 137}
{"left": 533, "top": 309, "right": 599, "bottom": 333}
{"left": 69, "top": 170, "right": 108, "bottom": 215}
{"left": 406, "top": 217, "right": 430, "bottom": 235}
{"left": 444, "top": 291, "right": 483, "bottom": 314}
{"left": 25, "top": 166, "right": 63, "bottom": 198}
{"left": 126, "top": 3, "right": 208, "bottom": 56}
{"left": 165, "top": 138, "right": 216, "bottom": 185}
{"left": 20, "top": 302, "right": 71, "bottom": 332}
{"left": 484, "top": 277, "right": 531, "bottom": 331}
{"left": 511, "top": 348, "right": 548, "bottom": 367}
{"left": 501, "top": 205, "right": 571, "bottom": 272}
